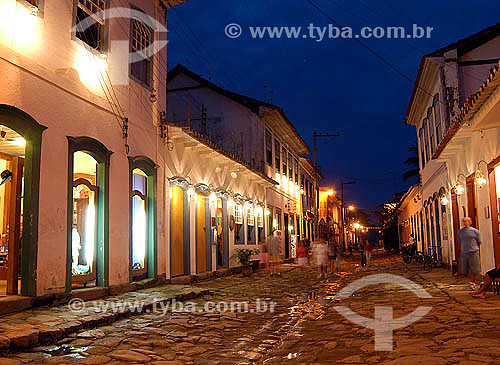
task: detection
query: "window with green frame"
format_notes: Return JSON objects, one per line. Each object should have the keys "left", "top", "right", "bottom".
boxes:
{"left": 247, "top": 206, "right": 255, "bottom": 244}
{"left": 267, "top": 206, "right": 273, "bottom": 236}
{"left": 234, "top": 204, "right": 244, "bottom": 244}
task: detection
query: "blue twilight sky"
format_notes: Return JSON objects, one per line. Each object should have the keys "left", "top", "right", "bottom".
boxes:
{"left": 166, "top": 0, "right": 498, "bottom": 213}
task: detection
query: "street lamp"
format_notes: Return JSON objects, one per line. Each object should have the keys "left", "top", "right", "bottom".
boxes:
{"left": 328, "top": 189, "right": 334, "bottom": 196}
{"left": 348, "top": 205, "right": 355, "bottom": 211}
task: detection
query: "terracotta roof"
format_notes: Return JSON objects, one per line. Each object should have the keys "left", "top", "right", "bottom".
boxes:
{"left": 167, "top": 64, "right": 311, "bottom": 155}
{"left": 433, "top": 61, "right": 500, "bottom": 159}
{"left": 161, "top": 0, "right": 189, "bottom": 8}
{"left": 405, "top": 22, "right": 500, "bottom": 125}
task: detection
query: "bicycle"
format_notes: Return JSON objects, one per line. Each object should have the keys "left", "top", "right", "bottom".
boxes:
{"left": 423, "top": 247, "right": 442, "bottom": 270}
{"left": 402, "top": 243, "right": 424, "bottom": 264}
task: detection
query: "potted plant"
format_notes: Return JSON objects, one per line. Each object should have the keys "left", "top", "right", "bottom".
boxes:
{"left": 231, "top": 248, "right": 260, "bottom": 276}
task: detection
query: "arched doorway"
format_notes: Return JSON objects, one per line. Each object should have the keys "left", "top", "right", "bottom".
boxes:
{"left": 0, "top": 105, "right": 46, "bottom": 297}
{"left": 67, "top": 137, "right": 112, "bottom": 291}
{"left": 129, "top": 156, "right": 157, "bottom": 282}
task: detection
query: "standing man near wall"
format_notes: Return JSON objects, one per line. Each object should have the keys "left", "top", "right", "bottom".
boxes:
{"left": 458, "top": 217, "right": 482, "bottom": 290}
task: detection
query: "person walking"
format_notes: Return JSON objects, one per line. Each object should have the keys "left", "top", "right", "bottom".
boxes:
{"left": 297, "top": 241, "right": 309, "bottom": 270}
{"left": 312, "top": 239, "right": 328, "bottom": 279}
{"left": 327, "top": 240, "right": 336, "bottom": 274}
{"left": 259, "top": 238, "right": 270, "bottom": 273}
{"left": 268, "top": 230, "right": 282, "bottom": 277}
{"left": 348, "top": 242, "right": 353, "bottom": 256}
{"left": 334, "top": 242, "right": 341, "bottom": 272}
{"left": 458, "top": 217, "right": 482, "bottom": 290}
{"left": 359, "top": 237, "right": 366, "bottom": 267}
{"left": 364, "top": 239, "right": 373, "bottom": 265}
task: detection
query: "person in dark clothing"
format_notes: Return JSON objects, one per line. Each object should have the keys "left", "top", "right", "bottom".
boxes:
{"left": 360, "top": 237, "right": 366, "bottom": 267}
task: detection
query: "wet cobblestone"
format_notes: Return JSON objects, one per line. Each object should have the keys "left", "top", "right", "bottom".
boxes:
{"left": 1, "top": 252, "right": 500, "bottom": 364}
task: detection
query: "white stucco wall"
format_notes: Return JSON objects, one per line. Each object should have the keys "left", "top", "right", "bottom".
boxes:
{"left": 163, "top": 128, "right": 269, "bottom": 273}
{"left": 0, "top": 0, "right": 169, "bottom": 295}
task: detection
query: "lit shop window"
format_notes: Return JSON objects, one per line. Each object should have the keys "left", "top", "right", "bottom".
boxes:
{"left": 234, "top": 204, "right": 244, "bottom": 244}
{"left": 247, "top": 205, "right": 255, "bottom": 244}
{"left": 75, "top": 0, "right": 106, "bottom": 51}
{"left": 72, "top": 151, "right": 98, "bottom": 284}
{"left": 275, "top": 209, "right": 282, "bottom": 231}
{"left": 257, "top": 208, "right": 264, "bottom": 242}
{"left": 131, "top": 168, "right": 147, "bottom": 275}
{"left": 267, "top": 206, "right": 273, "bottom": 236}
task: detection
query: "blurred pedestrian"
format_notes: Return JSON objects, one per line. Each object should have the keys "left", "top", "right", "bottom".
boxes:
{"left": 259, "top": 238, "right": 269, "bottom": 273}
{"left": 348, "top": 242, "right": 353, "bottom": 256}
{"left": 365, "top": 239, "right": 373, "bottom": 265}
{"left": 335, "top": 243, "right": 341, "bottom": 271}
{"left": 268, "top": 230, "right": 282, "bottom": 277}
{"left": 458, "top": 217, "right": 482, "bottom": 290}
{"left": 312, "top": 239, "right": 328, "bottom": 279}
{"left": 328, "top": 240, "right": 336, "bottom": 273}
{"left": 297, "top": 240, "right": 309, "bottom": 270}
{"left": 360, "top": 237, "right": 366, "bottom": 267}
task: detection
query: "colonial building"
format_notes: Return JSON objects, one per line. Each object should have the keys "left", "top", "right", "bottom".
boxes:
{"left": 318, "top": 187, "right": 341, "bottom": 242}
{"left": 397, "top": 184, "right": 423, "bottom": 251}
{"left": 0, "top": 0, "right": 186, "bottom": 297}
{"left": 299, "top": 156, "right": 320, "bottom": 242}
{"left": 163, "top": 125, "right": 276, "bottom": 273}
{"left": 166, "top": 65, "right": 311, "bottom": 260}
{"left": 434, "top": 61, "right": 500, "bottom": 272}
{"left": 405, "top": 23, "right": 500, "bottom": 269}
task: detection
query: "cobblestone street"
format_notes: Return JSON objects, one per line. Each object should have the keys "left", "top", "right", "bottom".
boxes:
{"left": 1, "top": 251, "right": 500, "bottom": 364}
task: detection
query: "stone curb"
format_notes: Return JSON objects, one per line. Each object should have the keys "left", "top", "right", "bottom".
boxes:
{"left": 0, "top": 264, "right": 263, "bottom": 353}
{"left": 0, "top": 288, "right": 212, "bottom": 353}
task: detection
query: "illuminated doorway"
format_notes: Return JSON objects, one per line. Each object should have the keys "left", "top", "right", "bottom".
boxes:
{"left": 67, "top": 137, "right": 111, "bottom": 291}
{"left": 216, "top": 198, "right": 224, "bottom": 267}
{"left": 196, "top": 192, "right": 210, "bottom": 273}
{"left": 0, "top": 126, "right": 25, "bottom": 296}
{"left": 129, "top": 156, "right": 157, "bottom": 281}
{"left": 0, "top": 106, "right": 45, "bottom": 297}
{"left": 488, "top": 164, "right": 500, "bottom": 266}
{"left": 71, "top": 151, "right": 98, "bottom": 287}
{"left": 284, "top": 214, "right": 289, "bottom": 258}
{"left": 171, "top": 185, "right": 186, "bottom": 276}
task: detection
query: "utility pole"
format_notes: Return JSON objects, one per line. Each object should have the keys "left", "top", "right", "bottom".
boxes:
{"left": 313, "top": 132, "right": 340, "bottom": 239}
{"left": 341, "top": 181, "right": 355, "bottom": 250}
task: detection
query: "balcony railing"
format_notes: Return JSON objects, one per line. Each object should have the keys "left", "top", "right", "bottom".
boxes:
{"left": 169, "top": 117, "right": 265, "bottom": 173}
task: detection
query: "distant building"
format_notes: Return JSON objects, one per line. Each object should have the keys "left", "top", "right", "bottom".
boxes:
{"left": 397, "top": 185, "right": 423, "bottom": 251}
{"left": 318, "top": 187, "right": 341, "bottom": 242}
{"left": 299, "top": 157, "right": 321, "bottom": 242}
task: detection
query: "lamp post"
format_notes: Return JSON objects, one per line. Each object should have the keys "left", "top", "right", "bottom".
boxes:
{"left": 341, "top": 181, "right": 355, "bottom": 250}
{"left": 313, "top": 132, "right": 340, "bottom": 239}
